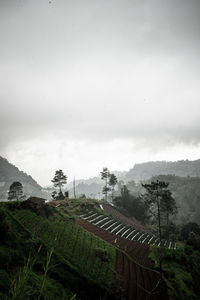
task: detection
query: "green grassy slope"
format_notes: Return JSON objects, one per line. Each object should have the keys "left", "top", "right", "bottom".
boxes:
{"left": 0, "top": 201, "right": 117, "bottom": 300}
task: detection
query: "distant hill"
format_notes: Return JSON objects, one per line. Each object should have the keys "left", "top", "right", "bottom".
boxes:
{"left": 0, "top": 156, "right": 44, "bottom": 200}
{"left": 68, "top": 171, "right": 126, "bottom": 199}
{"left": 125, "top": 159, "right": 200, "bottom": 181}
{"left": 69, "top": 159, "right": 200, "bottom": 199}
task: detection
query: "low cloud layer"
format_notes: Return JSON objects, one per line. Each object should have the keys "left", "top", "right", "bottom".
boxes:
{"left": 0, "top": 0, "right": 200, "bottom": 185}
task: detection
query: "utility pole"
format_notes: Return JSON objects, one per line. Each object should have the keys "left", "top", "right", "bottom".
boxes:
{"left": 73, "top": 176, "right": 76, "bottom": 199}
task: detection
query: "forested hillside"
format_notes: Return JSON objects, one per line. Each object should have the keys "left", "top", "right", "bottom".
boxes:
{"left": 125, "top": 160, "right": 200, "bottom": 181}
{"left": 112, "top": 175, "right": 200, "bottom": 225}
{"left": 0, "top": 157, "right": 44, "bottom": 200}
{"left": 151, "top": 175, "right": 200, "bottom": 224}
{"left": 68, "top": 160, "right": 200, "bottom": 199}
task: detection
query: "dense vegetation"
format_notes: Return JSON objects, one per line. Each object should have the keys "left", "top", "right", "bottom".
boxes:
{"left": 150, "top": 244, "right": 200, "bottom": 300}
{"left": 151, "top": 175, "right": 200, "bottom": 224}
{"left": 113, "top": 185, "right": 148, "bottom": 224}
{"left": 113, "top": 175, "right": 200, "bottom": 225}
{"left": 149, "top": 218, "right": 200, "bottom": 300}
{"left": 1, "top": 196, "right": 200, "bottom": 299}
{"left": 0, "top": 200, "right": 117, "bottom": 300}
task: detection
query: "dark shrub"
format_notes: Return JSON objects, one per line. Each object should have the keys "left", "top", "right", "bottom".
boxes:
{"left": 181, "top": 222, "right": 200, "bottom": 240}
{"left": 0, "top": 209, "right": 9, "bottom": 241}
{"left": 0, "top": 269, "right": 11, "bottom": 292}
{"left": 94, "top": 248, "right": 109, "bottom": 262}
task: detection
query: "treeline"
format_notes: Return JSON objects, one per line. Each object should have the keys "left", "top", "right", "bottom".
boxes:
{"left": 112, "top": 178, "right": 200, "bottom": 253}
{"left": 113, "top": 185, "right": 148, "bottom": 224}
{"left": 113, "top": 175, "right": 200, "bottom": 225}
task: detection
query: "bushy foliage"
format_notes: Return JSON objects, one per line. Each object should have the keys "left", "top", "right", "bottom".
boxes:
{"left": 5, "top": 200, "right": 22, "bottom": 210}
{"left": 187, "top": 232, "right": 200, "bottom": 250}
{"left": 181, "top": 222, "right": 200, "bottom": 240}
{"left": 151, "top": 175, "right": 200, "bottom": 224}
{"left": 0, "top": 269, "right": 11, "bottom": 295}
{"left": 51, "top": 169, "right": 67, "bottom": 198}
{"left": 8, "top": 181, "right": 24, "bottom": 201}
{"left": 180, "top": 222, "right": 200, "bottom": 250}
{"left": 150, "top": 244, "right": 200, "bottom": 300}
{"left": 94, "top": 248, "right": 109, "bottom": 262}
{"left": 0, "top": 203, "right": 117, "bottom": 300}
{"left": 142, "top": 180, "right": 177, "bottom": 242}
{"left": 113, "top": 185, "right": 149, "bottom": 223}
{"left": 0, "top": 209, "right": 9, "bottom": 241}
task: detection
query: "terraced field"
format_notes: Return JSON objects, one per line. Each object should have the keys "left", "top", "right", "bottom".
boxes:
{"left": 78, "top": 218, "right": 168, "bottom": 300}
{"left": 78, "top": 204, "right": 174, "bottom": 299}
{"left": 80, "top": 207, "right": 176, "bottom": 250}
{"left": 11, "top": 209, "right": 116, "bottom": 288}
{"left": 102, "top": 202, "right": 151, "bottom": 233}
{"left": 10, "top": 203, "right": 171, "bottom": 299}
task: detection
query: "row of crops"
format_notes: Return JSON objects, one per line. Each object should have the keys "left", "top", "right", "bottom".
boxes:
{"left": 78, "top": 218, "right": 168, "bottom": 300}
{"left": 12, "top": 210, "right": 116, "bottom": 287}
{"left": 80, "top": 210, "right": 176, "bottom": 250}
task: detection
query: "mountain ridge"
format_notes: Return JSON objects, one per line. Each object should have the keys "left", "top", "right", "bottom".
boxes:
{"left": 0, "top": 156, "right": 43, "bottom": 199}
{"left": 125, "top": 159, "right": 200, "bottom": 181}
{"left": 68, "top": 159, "right": 200, "bottom": 198}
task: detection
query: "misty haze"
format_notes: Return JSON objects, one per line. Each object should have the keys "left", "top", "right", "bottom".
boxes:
{"left": 0, "top": 1, "right": 200, "bottom": 299}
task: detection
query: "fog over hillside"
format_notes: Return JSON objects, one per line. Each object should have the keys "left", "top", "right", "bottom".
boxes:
{"left": 68, "top": 159, "right": 200, "bottom": 198}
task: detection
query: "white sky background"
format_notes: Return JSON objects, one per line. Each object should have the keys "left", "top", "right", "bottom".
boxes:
{"left": 0, "top": 0, "right": 200, "bottom": 186}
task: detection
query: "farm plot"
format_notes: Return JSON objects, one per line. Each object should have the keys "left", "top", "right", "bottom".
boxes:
{"left": 78, "top": 218, "right": 168, "bottom": 300}
{"left": 80, "top": 209, "right": 176, "bottom": 249}
{"left": 13, "top": 210, "right": 116, "bottom": 287}
{"left": 78, "top": 218, "right": 153, "bottom": 267}
{"left": 102, "top": 202, "right": 151, "bottom": 233}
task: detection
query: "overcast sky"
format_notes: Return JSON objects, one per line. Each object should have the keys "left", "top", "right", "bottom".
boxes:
{"left": 0, "top": 0, "right": 200, "bottom": 186}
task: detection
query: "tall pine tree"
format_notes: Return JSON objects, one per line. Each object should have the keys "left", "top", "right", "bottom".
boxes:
{"left": 52, "top": 169, "right": 67, "bottom": 199}
{"left": 109, "top": 173, "right": 118, "bottom": 201}
{"left": 100, "top": 167, "right": 110, "bottom": 201}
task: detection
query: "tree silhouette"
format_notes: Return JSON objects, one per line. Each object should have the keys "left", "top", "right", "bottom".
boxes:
{"left": 8, "top": 181, "right": 24, "bottom": 201}
{"left": 142, "top": 180, "right": 177, "bottom": 270}
{"left": 52, "top": 170, "right": 67, "bottom": 199}
{"left": 108, "top": 174, "right": 118, "bottom": 201}
{"left": 161, "top": 189, "right": 177, "bottom": 240}
{"left": 100, "top": 167, "right": 110, "bottom": 201}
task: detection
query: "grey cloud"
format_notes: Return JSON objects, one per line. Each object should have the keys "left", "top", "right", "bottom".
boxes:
{"left": 0, "top": 0, "right": 200, "bottom": 151}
